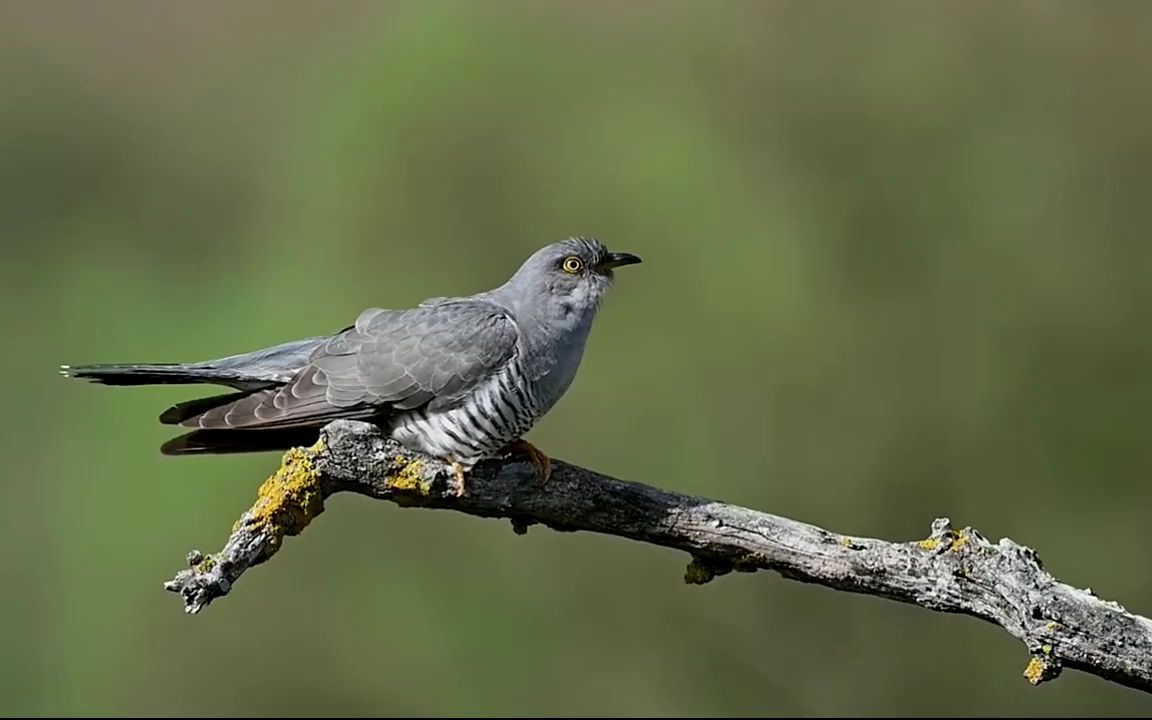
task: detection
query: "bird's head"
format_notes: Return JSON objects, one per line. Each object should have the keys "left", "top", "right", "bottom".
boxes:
{"left": 502, "top": 237, "right": 642, "bottom": 322}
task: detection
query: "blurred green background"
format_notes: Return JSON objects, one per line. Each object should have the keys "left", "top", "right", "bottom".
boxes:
{"left": 3, "top": 0, "right": 1151, "bottom": 716}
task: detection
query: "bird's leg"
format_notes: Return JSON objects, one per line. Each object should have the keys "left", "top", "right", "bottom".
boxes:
{"left": 501, "top": 438, "right": 552, "bottom": 482}
{"left": 449, "top": 461, "right": 467, "bottom": 497}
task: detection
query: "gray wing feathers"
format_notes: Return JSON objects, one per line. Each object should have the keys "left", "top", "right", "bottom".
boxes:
{"left": 185, "top": 302, "right": 519, "bottom": 430}
{"left": 206, "top": 336, "right": 329, "bottom": 382}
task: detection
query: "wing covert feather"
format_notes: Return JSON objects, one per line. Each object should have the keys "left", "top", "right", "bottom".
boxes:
{"left": 186, "top": 302, "right": 519, "bottom": 430}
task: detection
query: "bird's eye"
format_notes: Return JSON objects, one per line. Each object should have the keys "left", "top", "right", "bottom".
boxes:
{"left": 561, "top": 256, "right": 584, "bottom": 274}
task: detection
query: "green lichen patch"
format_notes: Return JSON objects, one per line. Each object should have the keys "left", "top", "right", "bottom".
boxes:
{"left": 684, "top": 556, "right": 734, "bottom": 585}
{"left": 732, "top": 555, "right": 761, "bottom": 573}
{"left": 684, "top": 558, "right": 716, "bottom": 585}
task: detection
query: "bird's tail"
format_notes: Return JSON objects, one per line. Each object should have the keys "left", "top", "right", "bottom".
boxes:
{"left": 60, "top": 336, "right": 329, "bottom": 390}
{"left": 60, "top": 362, "right": 249, "bottom": 387}
{"left": 159, "top": 427, "right": 322, "bottom": 455}
{"left": 61, "top": 336, "right": 335, "bottom": 454}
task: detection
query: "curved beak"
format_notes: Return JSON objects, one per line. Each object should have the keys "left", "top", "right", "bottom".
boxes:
{"left": 598, "top": 252, "right": 643, "bottom": 271}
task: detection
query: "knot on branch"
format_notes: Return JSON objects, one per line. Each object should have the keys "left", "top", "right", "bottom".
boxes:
{"left": 684, "top": 556, "right": 731, "bottom": 584}
{"left": 917, "top": 517, "right": 983, "bottom": 555}
{"left": 684, "top": 554, "right": 761, "bottom": 585}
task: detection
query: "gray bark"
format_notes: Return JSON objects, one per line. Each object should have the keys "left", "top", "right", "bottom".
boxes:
{"left": 165, "top": 419, "right": 1152, "bottom": 694}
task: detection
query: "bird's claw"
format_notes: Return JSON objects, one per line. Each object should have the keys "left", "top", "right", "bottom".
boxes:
{"left": 503, "top": 439, "right": 552, "bottom": 482}
{"left": 450, "top": 461, "right": 467, "bottom": 497}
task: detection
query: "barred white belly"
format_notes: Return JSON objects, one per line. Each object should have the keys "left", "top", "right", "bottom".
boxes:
{"left": 388, "top": 362, "right": 540, "bottom": 468}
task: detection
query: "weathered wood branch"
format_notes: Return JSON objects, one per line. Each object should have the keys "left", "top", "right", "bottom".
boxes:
{"left": 166, "top": 419, "right": 1152, "bottom": 694}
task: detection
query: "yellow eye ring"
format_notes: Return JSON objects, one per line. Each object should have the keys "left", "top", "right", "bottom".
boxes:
{"left": 562, "top": 256, "right": 584, "bottom": 274}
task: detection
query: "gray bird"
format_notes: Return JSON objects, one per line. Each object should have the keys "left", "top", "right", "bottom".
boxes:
{"left": 62, "top": 237, "right": 642, "bottom": 491}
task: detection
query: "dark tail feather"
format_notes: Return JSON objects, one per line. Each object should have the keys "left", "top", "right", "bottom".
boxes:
{"left": 62, "top": 337, "right": 327, "bottom": 390}
{"left": 60, "top": 362, "right": 278, "bottom": 390}
{"left": 159, "top": 389, "right": 263, "bottom": 425}
{"left": 63, "top": 363, "right": 228, "bottom": 386}
{"left": 160, "top": 428, "right": 322, "bottom": 456}
{"left": 62, "top": 363, "right": 192, "bottom": 385}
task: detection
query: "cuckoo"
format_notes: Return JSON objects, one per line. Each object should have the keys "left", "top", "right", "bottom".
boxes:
{"left": 61, "top": 237, "right": 642, "bottom": 492}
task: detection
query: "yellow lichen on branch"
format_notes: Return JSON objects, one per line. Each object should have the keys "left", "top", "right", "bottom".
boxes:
{"left": 1023, "top": 646, "right": 1061, "bottom": 686}
{"left": 950, "top": 528, "right": 969, "bottom": 553}
{"left": 383, "top": 456, "right": 435, "bottom": 506}
{"left": 917, "top": 526, "right": 969, "bottom": 553}
{"left": 242, "top": 439, "right": 327, "bottom": 561}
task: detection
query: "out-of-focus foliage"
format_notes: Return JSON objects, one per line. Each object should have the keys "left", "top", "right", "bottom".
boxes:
{"left": 2, "top": 1, "right": 1150, "bottom": 715}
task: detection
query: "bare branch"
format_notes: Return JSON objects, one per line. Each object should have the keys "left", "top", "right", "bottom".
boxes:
{"left": 165, "top": 419, "right": 1152, "bottom": 694}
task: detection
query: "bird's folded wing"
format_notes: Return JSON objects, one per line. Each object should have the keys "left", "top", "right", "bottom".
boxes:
{"left": 183, "top": 302, "right": 520, "bottom": 430}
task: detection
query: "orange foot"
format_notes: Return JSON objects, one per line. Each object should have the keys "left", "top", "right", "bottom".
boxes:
{"left": 450, "top": 461, "right": 467, "bottom": 497}
{"left": 502, "top": 439, "right": 552, "bottom": 482}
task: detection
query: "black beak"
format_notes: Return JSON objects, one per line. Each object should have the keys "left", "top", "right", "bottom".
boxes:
{"left": 598, "top": 252, "right": 643, "bottom": 271}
